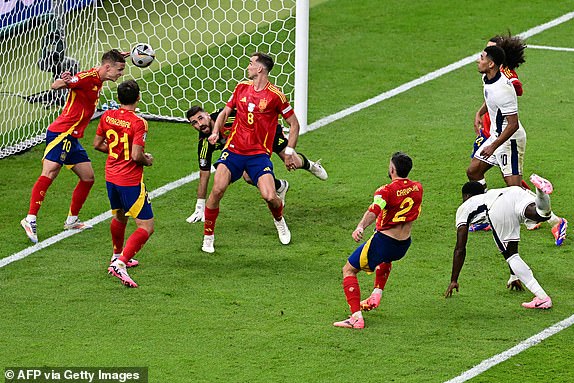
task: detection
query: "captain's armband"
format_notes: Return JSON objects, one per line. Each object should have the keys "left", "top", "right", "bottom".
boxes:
{"left": 368, "top": 195, "right": 386, "bottom": 214}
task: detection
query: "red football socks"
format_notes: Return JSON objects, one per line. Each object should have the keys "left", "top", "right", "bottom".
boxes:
{"left": 343, "top": 275, "right": 361, "bottom": 314}
{"left": 268, "top": 202, "right": 284, "bottom": 220}
{"left": 110, "top": 218, "right": 127, "bottom": 254}
{"left": 374, "top": 262, "right": 392, "bottom": 290}
{"left": 69, "top": 180, "right": 94, "bottom": 216}
{"left": 204, "top": 206, "right": 220, "bottom": 235}
{"left": 119, "top": 228, "right": 150, "bottom": 263}
{"left": 28, "top": 175, "right": 53, "bottom": 215}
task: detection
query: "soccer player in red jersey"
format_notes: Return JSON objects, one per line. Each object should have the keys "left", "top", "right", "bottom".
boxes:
{"left": 333, "top": 152, "right": 423, "bottom": 329}
{"left": 93, "top": 79, "right": 154, "bottom": 288}
{"left": 201, "top": 52, "right": 300, "bottom": 253}
{"left": 20, "top": 49, "right": 126, "bottom": 244}
{"left": 185, "top": 105, "right": 327, "bottom": 223}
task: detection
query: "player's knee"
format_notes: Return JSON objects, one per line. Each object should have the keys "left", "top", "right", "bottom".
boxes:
{"left": 466, "top": 166, "right": 477, "bottom": 180}
{"left": 260, "top": 190, "right": 276, "bottom": 203}
{"left": 209, "top": 187, "right": 226, "bottom": 202}
{"left": 342, "top": 262, "right": 358, "bottom": 277}
{"left": 137, "top": 219, "right": 154, "bottom": 236}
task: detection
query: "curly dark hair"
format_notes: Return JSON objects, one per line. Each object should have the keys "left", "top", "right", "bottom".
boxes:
{"left": 489, "top": 33, "right": 526, "bottom": 70}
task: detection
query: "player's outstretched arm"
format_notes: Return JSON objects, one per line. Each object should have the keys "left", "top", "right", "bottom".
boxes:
{"left": 283, "top": 114, "right": 300, "bottom": 171}
{"left": 474, "top": 102, "right": 487, "bottom": 135}
{"left": 445, "top": 226, "right": 469, "bottom": 297}
{"left": 51, "top": 71, "right": 72, "bottom": 90}
{"left": 186, "top": 170, "right": 211, "bottom": 223}
{"left": 352, "top": 210, "right": 376, "bottom": 242}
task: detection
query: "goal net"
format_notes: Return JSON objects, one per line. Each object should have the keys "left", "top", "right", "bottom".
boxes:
{"left": 0, "top": 0, "right": 298, "bottom": 159}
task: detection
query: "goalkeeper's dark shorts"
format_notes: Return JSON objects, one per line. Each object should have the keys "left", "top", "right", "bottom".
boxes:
{"left": 197, "top": 124, "right": 287, "bottom": 171}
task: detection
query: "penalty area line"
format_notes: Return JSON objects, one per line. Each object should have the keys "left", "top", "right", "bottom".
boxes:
{"left": 444, "top": 314, "right": 574, "bottom": 383}
{"left": 528, "top": 44, "right": 574, "bottom": 52}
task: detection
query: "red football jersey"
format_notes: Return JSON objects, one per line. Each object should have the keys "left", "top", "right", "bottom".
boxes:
{"left": 224, "top": 81, "right": 294, "bottom": 156}
{"left": 96, "top": 108, "right": 148, "bottom": 186}
{"left": 368, "top": 178, "right": 423, "bottom": 232}
{"left": 48, "top": 68, "right": 103, "bottom": 138}
{"left": 481, "top": 66, "right": 523, "bottom": 138}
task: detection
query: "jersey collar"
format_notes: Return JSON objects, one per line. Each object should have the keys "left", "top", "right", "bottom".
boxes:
{"left": 483, "top": 71, "right": 501, "bottom": 85}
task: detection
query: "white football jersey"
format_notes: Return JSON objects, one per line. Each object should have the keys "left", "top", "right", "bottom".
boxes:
{"left": 483, "top": 71, "right": 525, "bottom": 139}
{"left": 456, "top": 186, "right": 535, "bottom": 246}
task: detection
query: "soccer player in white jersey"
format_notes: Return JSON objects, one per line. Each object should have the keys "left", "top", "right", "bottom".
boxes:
{"left": 444, "top": 174, "right": 557, "bottom": 309}
{"left": 467, "top": 45, "right": 568, "bottom": 245}
{"left": 467, "top": 45, "right": 526, "bottom": 188}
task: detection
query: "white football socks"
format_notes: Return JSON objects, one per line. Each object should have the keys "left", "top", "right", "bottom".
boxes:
{"left": 506, "top": 254, "right": 548, "bottom": 299}
{"left": 533, "top": 188, "right": 551, "bottom": 218}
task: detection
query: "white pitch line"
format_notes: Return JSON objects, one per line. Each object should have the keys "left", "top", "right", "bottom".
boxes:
{"left": 3, "top": 11, "right": 574, "bottom": 272}
{"left": 306, "top": 10, "right": 574, "bottom": 132}
{"left": 528, "top": 44, "right": 574, "bottom": 52}
{"left": 444, "top": 314, "right": 574, "bottom": 383}
{"left": 0, "top": 172, "right": 201, "bottom": 268}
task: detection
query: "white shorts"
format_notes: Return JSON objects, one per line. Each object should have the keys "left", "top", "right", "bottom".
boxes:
{"left": 474, "top": 133, "right": 526, "bottom": 177}
{"left": 487, "top": 187, "right": 534, "bottom": 250}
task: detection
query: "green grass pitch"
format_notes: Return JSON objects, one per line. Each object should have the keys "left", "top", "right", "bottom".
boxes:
{"left": 1, "top": 1, "right": 574, "bottom": 382}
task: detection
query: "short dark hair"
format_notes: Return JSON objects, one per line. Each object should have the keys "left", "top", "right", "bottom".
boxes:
{"left": 484, "top": 45, "right": 505, "bottom": 67}
{"left": 186, "top": 105, "right": 205, "bottom": 120}
{"left": 391, "top": 152, "right": 413, "bottom": 178}
{"left": 251, "top": 52, "right": 274, "bottom": 73}
{"left": 461, "top": 181, "right": 485, "bottom": 197}
{"left": 101, "top": 49, "right": 126, "bottom": 65}
{"left": 117, "top": 79, "right": 139, "bottom": 105}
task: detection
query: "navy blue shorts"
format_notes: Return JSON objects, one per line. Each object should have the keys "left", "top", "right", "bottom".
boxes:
{"left": 215, "top": 149, "right": 274, "bottom": 186}
{"left": 471, "top": 130, "right": 488, "bottom": 158}
{"left": 348, "top": 231, "right": 411, "bottom": 272}
{"left": 43, "top": 131, "right": 90, "bottom": 165}
{"left": 106, "top": 181, "right": 153, "bottom": 220}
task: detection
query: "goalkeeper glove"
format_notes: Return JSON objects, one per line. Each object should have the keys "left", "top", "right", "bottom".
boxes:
{"left": 186, "top": 199, "right": 205, "bottom": 223}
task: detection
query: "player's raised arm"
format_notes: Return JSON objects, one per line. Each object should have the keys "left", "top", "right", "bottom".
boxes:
{"left": 210, "top": 106, "right": 232, "bottom": 144}
{"left": 51, "top": 71, "right": 72, "bottom": 90}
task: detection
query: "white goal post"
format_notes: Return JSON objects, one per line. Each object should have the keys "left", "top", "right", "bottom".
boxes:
{"left": 0, "top": 0, "right": 308, "bottom": 159}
